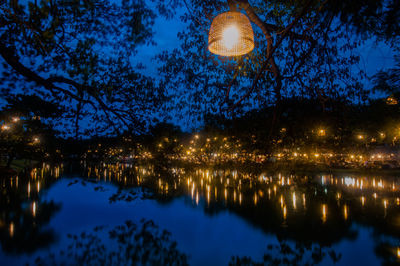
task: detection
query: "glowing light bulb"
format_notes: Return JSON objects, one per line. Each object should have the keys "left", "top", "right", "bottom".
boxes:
{"left": 222, "top": 25, "right": 239, "bottom": 49}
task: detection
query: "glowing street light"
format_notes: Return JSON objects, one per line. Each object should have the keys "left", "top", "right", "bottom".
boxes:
{"left": 1, "top": 124, "right": 10, "bottom": 131}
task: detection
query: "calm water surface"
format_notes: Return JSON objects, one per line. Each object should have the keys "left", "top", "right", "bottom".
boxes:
{"left": 1, "top": 163, "right": 400, "bottom": 265}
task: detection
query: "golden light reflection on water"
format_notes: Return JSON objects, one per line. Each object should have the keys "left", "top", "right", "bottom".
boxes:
{"left": 283, "top": 205, "right": 287, "bottom": 220}
{"left": 292, "top": 192, "right": 296, "bottom": 209}
{"left": 4, "top": 161, "right": 400, "bottom": 266}
{"left": 322, "top": 204, "right": 327, "bottom": 223}
{"left": 32, "top": 202, "right": 36, "bottom": 217}
{"left": 9, "top": 222, "right": 14, "bottom": 237}
{"left": 82, "top": 164, "right": 400, "bottom": 226}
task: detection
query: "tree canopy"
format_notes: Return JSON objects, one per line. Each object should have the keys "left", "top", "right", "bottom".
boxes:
{"left": 157, "top": 0, "right": 399, "bottom": 128}
{"left": 0, "top": 0, "right": 399, "bottom": 136}
{"left": 0, "top": 0, "right": 179, "bottom": 137}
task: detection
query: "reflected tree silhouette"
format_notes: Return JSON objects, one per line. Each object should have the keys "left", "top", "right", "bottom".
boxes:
{"left": 0, "top": 169, "right": 61, "bottom": 254}
{"left": 229, "top": 240, "right": 341, "bottom": 265}
{"left": 76, "top": 163, "right": 400, "bottom": 264}
{"left": 34, "top": 219, "right": 188, "bottom": 266}
{"left": 374, "top": 241, "right": 400, "bottom": 266}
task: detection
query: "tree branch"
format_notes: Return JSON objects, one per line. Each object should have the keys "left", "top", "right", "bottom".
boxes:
{"left": 0, "top": 41, "right": 129, "bottom": 132}
{"left": 227, "top": 0, "right": 314, "bottom": 110}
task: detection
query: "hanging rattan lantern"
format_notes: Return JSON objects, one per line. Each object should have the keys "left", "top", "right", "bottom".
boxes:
{"left": 208, "top": 11, "right": 254, "bottom": 57}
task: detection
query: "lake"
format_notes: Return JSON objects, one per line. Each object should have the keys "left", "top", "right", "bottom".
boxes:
{"left": 1, "top": 162, "right": 399, "bottom": 265}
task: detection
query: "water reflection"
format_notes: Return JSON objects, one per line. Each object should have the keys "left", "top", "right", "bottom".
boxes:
{"left": 1, "top": 162, "right": 400, "bottom": 265}
{"left": 35, "top": 219, "right": 188, "bottom": 265}
{"left": 229, "top": 239, "right": 342, "bottom": 265}
{"left": 0, "top": 164, "right": 61, "bottom": 254}
{"left": 82, "top": 163, "right": 400, "bottom": 264}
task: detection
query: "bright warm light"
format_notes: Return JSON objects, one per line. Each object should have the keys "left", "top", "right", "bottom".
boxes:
{"left": 222, "top": 25, "right": 239, "bottom": 49}
{"left": 1, "top": 125, "right": 10, "bottom": 130}
{"left": 12, "top": 117, "right": 20, "bottom": 122}
{"left": 322, "top": 204, "right": 327, "bottom": 223}
{"left": 32, "top": 202, "right": 36, "bottom": 217}
{"left": 292, "top": 192, "right": 296, "bottom": 209}
{"left": 283, "top": 205, "right": 287, "bottom": 220}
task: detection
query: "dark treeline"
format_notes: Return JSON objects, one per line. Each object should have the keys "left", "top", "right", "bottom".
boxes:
{"left": 61, "top": 96, "right": 400, "bottom": 164}
{"left": 2, "top": 95, "right": 400, "bottom": 169}
{"left": 203, "top": 96, "right": 400, "bottom": 153}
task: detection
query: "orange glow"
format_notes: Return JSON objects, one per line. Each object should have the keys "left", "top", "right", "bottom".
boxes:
{"left": 322, "top": 204, "right": 327, "bottom": 223}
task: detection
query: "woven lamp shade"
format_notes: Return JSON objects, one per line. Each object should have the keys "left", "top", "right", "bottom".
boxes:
{"left": 208, "top": 11, "right": 254, "bottom": 57}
